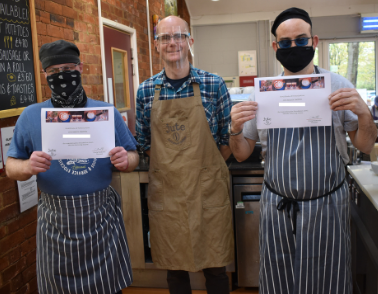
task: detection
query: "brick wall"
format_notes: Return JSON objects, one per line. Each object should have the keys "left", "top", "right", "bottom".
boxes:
{"left": 0, "top": 0, "right": 191, "bottom": 293}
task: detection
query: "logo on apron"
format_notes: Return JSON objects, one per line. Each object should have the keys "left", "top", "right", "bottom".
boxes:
{"left": 163, "top": 120, "right": 191, "bottom": 150}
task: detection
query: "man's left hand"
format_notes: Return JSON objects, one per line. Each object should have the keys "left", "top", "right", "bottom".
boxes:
{"left": 109, "top": 146, "right": 129, "bottom": 171}
{"left": 329, "top": 88, "right": 370, "bottom": 116}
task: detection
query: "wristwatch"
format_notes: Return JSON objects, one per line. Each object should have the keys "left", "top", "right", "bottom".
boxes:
{"left": 229, "top": 123, "right": 243, "bottom": 136}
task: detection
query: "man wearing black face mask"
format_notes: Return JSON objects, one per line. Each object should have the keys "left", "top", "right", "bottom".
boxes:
{"left": 229, "top": 7, "right": 376, "bottom": 294}
{"left": 6, "top": 40, "right": 139, "bottom": 294}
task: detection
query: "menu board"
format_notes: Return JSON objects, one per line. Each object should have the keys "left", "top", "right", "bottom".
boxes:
{"left": 0, "top": 0, "right": 41, "bottom": 118}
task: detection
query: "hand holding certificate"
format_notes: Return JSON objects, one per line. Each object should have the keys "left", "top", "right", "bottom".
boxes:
{"left": 41, "top": 107, "right": 115, "bottom": 160}
{"left": 255, "top": 73, "right": 332, "bottom": 129}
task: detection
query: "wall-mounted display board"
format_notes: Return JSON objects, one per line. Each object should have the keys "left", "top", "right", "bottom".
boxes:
{"left": 0, "top": 0, "right": 42, "bottom": 118}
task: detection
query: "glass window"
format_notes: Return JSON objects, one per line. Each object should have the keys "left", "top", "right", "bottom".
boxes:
{"left": 328, "top": 41, "right": 376, "bottom": 105}
{"left": 112, "top": 49, "right": 131, "bottom": 110}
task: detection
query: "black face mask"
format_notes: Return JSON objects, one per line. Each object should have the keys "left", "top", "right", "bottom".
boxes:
{"left": 47, "top": 70, "right": 87, "bottom": 108}
{"left": 47, "top": 70, "right": 81, "bottom": 97}
{"left": 276, "top": 46, "right": 315, "bottom": 73}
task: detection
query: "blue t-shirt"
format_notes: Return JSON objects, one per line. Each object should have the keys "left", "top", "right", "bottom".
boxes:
{"left": 7, "top": 98, "right": 137, "bottom": 195}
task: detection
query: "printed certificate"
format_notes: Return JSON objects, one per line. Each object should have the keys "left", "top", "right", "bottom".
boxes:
{"left": 41, "top": 107, "right": 115, "bottom": 159}
{"left": 255, "top": 73, "right": 332, "bottom": 129}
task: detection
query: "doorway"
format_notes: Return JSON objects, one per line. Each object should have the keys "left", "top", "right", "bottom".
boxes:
{"left": 102, "top": 22, "right": 139, "bottom": 134}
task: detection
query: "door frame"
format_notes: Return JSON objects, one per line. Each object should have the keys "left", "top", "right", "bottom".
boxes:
{"left": 99, "top": 17, "right": 140, "bottom": 104}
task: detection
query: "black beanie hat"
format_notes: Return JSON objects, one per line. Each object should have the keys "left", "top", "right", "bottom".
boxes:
{"left": 271, "top": 7, "right": 312, "bottom": 37}
{"left": 39, "top": 40, "right": 80, "bottom": 70}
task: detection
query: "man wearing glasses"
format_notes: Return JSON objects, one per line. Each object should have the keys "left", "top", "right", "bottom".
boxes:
{"left": 136, "top": 16, "right": 234, "bottom": 294}
{"left": 6, "top": 40, "right": 139, "bottom": 294}
{"left": 229, "top": 7, "right": 376, "bottom": 294}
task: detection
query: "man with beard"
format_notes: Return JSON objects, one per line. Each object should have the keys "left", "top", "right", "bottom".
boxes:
{"left": 136, "top": 16, "right": 234, "bottom": 294}
{"left": 6, "top": 40, "right": 139, "bottom": 294}
{"left": 229, "top": 7, "right": 376, "bottom": 294}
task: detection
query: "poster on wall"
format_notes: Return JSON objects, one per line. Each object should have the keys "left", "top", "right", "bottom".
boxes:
{"left": 17, "top": 175, "right": 38, "bottom": 213}
{"left": 1, "top": 126, "right": 15, "bottom": 165}
{"left": 238, "top": 50, "right": 257, "bottom": 76}
{"left": 165, "top": 0, "right": 177, "bottom": 16}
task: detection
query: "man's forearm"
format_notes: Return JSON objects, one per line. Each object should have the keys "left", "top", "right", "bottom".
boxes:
{"left": 5, "top": 157, "right": 33, "bottom": 181}
{"left": 220, "top": 145, "right": 231, "bottom": 161}
{"left": 229, "top": 134, "right": 255, "bottom": 162}
{"left": 352, "top": 115, "right": 377, "bottom": 154}
{"left": 122, "top": 150, "right": 139, "bottom": 172}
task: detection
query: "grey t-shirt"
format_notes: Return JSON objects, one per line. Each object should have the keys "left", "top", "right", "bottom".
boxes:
{"left": 243, "top": 67, "right": 358, "bottom": 165}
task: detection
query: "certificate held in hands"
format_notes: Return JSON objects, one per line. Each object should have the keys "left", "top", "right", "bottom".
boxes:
{"left": 255, "top": 73, "right": 332, "bottom": 129}
{"left": 41, "top": 107, "right": 115, "bottom": 160}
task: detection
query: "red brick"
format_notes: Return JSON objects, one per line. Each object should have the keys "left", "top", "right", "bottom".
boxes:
{"left": 82, "top": 0, "right": 95, "bottom": 5}
{"left": 46, "top": 24, "right": 64, "bottom": 39}
{"left": 18, "top": 206, "right": 37, "bottom": 228}
{"left": 36, "top": 22, "right": 47, "bottom": 35}
{"left": 0, "top": 229, "right": 24, "bottom": 254}
{"left": 50, "top": 13, "right": 66, "bottom": 28}
{"left": 76, "top": 43, "right": 89, "bottom": 54}
{"left": 10, "top": 273, "right": 23, "bottom": 292}
{"left": 0, "top": 203, "right": 19, "bottom": 223}
{"left": 0, "top": 226, "right": 7, "bottom": 239}
{"left": 51, "top": 0, "right": 65, "bottom": 5}
{"left": 73, "top": 1, "right": 83, "bottom": 10}
{"left": 65, "top": 0, "right": 73, "bottom": 8}
{"left": 83, "top": 85, "right": 92, "bottom": 95}
{"left": 29, "top": 276, "right": 38, "bottom": 293}
{"left": 83, "top": 13, "right": 96, "bottom": 24}
{"left": 8, "top": 247, "right": 21, "bottom": 264}
{"left": 62, "top": 6, "right": 75, "bottom": 18}
{"left": 2, "top": 189, "right": 18, "bottom": 207}
{"left": 2, "top": 257, "right": 26, "bottom": 281}
{"left": 0, "top": 255, "right": 9, "bottom": 272}
{"left": 63, "top": 28, "right": 74, "bottom": 41}
{"left": 23, "top": 222, "right": 37, "bottom": 240}
{"left": 21, "top": 263, "right": 36, "bottom": 283}
{"left": 0, "top": 176, "right": 17, "bottom": 193}
{"left": 74, "top": 21, "right": 87, "bottom": 32}
{"left": 39, "top": 11, "right": 50, "bottom": 24}
{"left": 0, "top": 283, "right": 11, "bottom": 294}
{"left": 15, "top": 284, "right": 29, "bottom": 294}
{"left": 45, "top": 1, "right": 62, "bottom": 15}
{"left": 35, "top": 0, "right": 45, "bottom": 10}
{"left": 25, "top": 249, "right": 36, "bottom": 266}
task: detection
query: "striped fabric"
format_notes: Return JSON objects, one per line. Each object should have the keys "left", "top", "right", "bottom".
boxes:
{"left": 36, "top": 186, "right": 132, "bottom": 294}
{"left": 259, "top": 125, "right": 352, "bottom": 294}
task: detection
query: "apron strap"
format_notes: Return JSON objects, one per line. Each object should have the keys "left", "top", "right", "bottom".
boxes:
{"left": 153, "top": 85, "right": 162, "bottom": 101}
{"left": 265, "top": 177, "right": 345, "bottom": 235}
{"left": 192, "top": 83, "right": 201, "bottom": 97}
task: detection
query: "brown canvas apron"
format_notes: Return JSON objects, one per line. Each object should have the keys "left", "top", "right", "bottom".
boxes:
{"left": 148, "top": 82, "right": 234, "bottom": 272}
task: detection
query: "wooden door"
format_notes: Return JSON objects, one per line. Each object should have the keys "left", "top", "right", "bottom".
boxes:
{"left": 103, "top": 26, "right": 136, "bottom": 134}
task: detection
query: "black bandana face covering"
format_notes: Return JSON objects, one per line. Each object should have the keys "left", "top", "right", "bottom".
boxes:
{"left": 276, "top": 46, "right": 315, "bottom": 73}
{"left": 47, "top": 70, "right": 87, "bottom": 108}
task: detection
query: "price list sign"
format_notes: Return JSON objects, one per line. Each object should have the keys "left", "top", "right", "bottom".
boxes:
{"left": 0, "top": 0, "right": 40, "bottom": 114}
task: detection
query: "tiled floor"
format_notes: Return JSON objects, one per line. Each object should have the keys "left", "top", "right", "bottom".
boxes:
{"left": 123, "top": 287, "right": 259, "bottom": 293}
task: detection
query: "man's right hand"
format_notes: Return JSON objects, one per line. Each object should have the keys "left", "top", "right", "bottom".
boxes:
{"left": 230, "top": 101, "right": 258, "bottom": 133}
{"left": 27, "top": 151, "right": 52, "bottom": 175}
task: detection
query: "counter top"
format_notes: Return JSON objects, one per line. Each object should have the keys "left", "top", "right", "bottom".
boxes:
{"left": 347, "top": 161, "right": 378, "bottom": 211}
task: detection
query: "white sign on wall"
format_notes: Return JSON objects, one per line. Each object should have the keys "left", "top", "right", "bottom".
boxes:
{"left": 17, "top": 175, "right": 38, "bottom": 213}
{"left": 1, "top": 126, "right": 15, "bottom": 165}
{"left": 238, "top": 50, "right": 257, "bottom": 76}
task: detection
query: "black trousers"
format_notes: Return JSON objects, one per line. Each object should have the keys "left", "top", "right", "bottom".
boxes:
{"left": 167, "top": 267, "right": 229, "bottom": 294}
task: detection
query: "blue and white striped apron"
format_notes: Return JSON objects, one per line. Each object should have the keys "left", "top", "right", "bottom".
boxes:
{"left": 36, "top": 186, "right": 133, "bottom": 294}
{"left": 259, "top": 123, "right": 352, "bottom": 294}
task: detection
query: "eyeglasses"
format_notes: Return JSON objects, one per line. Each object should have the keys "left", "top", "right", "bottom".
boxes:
{"left": 156, "top": 33, "right": 190, "bottom": 44}
{"left": 277, "top": 37, "right": 312, "bottom": 49}
{"left": 45, "top": 63, "right": 80, "bottom": 75}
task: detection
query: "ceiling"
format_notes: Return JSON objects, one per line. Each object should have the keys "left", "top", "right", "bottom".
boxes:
{"left": 184, "top": 0, "right": 378, "bottom": 19}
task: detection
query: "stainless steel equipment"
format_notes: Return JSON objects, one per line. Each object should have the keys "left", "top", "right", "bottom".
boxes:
{"left": 233, "top": 176, "right": 263, "bottom": 287}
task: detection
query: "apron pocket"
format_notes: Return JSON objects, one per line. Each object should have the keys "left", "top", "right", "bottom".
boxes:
{"left": 148, "top": 169, "right": 164, "bottom": 211}
{"left": 201, "top": 165, "right": 230, "bottom": 208}
{"left": 162, "top": 117, "right": 191, "bottom": 151}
